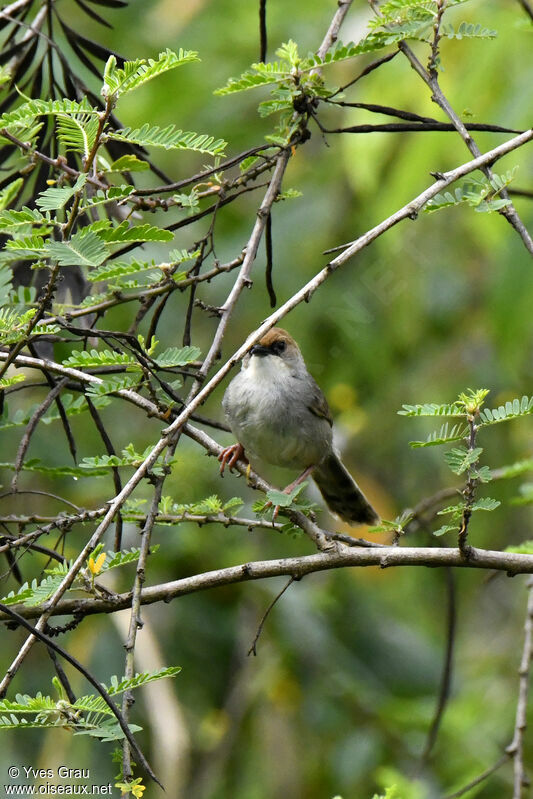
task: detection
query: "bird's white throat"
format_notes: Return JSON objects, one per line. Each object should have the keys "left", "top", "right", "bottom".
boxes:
{"left": 244, "top": 353, "right": 290, "bottom": 384}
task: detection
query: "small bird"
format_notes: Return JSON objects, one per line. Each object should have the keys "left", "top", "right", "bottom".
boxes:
{"left": 219, "top": 327, "right": 379, "bottom": 526}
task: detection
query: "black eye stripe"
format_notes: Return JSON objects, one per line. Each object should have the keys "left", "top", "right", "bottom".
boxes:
{"left": 271, "top": 340, "right": 286, "bottom": 355}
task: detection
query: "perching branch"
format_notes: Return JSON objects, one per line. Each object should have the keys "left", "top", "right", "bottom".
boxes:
{"left": 4, "top": 545, "right": 533, "bottom": 624}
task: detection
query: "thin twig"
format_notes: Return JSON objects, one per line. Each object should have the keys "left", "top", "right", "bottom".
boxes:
{"left": 316, "top": 0, "right": 353, "bottom": 60}
{"left": 264, "top": 212, "right": 276, "bottom": 307}
{"left": 11, "top": 378, "right": 69, "bottom": 492}
{"left": 328, "top": 50, "right": 399, "bottom": 97}
{"left": 248, "top": 577, "right": 295, "bottom": 656}
{"left": 259, "top": 0, "right": 267, "bottom": 62}
{"left": 507, "top": 578, "right": 533, "bottom": 797}
{"left": 121, "top": 477, "right": 165, "bottom": 782}
{"left": 442, "top": 753, "right": 511, "bottom": 799}
{"left": 398, "top": 41, "right": 533, "bottom": 256}
{"left": 419, "top": 568, "right": 456, "bottom": 766}
{"left": 458, "top": 414, "right": 478, "bottom": 556}
{"left": 0, "top": 601, "right": 161, "bottom": 787}
{"left": 85, "top": 396, "right": 123, "bottom": 551}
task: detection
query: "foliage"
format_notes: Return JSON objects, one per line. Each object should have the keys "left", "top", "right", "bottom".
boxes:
{"left": 0, "top": 669, "right": 180, "bottom": 739}
{"left": 0, "top": 0, "right": 532, "bottom": 797}
{"left": 425, "top": 170, "right": 517, "bottom": 215}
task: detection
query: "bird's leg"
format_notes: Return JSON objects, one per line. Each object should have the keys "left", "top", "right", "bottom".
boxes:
{"left": 218, "top": 442, "right": 247, "bottom": 476}
{"left": 271, "top": 465, "right": 315, "bottom": 521}
{"left": 282, "top": 465, "right": 315, "bottom": 495}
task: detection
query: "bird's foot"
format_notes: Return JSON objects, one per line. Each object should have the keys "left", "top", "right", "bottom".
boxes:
{"left": 218, "top": 443, "right": 247, "bottom": 476}
{"left": 267, "top": 466, "right": 315, "bottom": 522}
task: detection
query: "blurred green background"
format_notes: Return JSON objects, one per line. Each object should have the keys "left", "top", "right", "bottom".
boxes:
{"left": 2, "top": 0, "right": 533, "bottom": 797}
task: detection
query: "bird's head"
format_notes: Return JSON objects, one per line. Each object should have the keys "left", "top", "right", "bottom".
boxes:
{"left": 244, "top": 328, "right": 305, "bottom": 374}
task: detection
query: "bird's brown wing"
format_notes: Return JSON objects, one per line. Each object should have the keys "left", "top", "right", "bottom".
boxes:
{"left": 307, "top": 379, "right": 333, "bottom": 426}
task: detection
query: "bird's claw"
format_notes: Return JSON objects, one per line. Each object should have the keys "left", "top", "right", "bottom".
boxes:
{"left": 218, "top": 443, "right": 247, "bottom": 476}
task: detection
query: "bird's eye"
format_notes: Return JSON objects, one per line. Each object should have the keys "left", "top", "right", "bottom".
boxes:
{"left": 272, "top": 340, "right": 286, "bottom": 355}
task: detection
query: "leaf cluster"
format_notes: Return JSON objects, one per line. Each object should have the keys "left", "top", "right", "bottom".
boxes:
{"left": 0, "top": 668, "right": 180, "bottom": 739}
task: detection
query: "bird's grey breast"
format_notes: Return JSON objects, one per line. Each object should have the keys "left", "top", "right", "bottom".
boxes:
{"left": 223, "top": 357, "right": 332, "bottom": 469}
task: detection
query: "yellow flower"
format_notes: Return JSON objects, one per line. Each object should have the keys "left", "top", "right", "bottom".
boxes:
{"left": 88, "top": 552, "right": 106, "bottom": 575}
{"left": 131, "top": 782, "right": 145, "bottom": 798}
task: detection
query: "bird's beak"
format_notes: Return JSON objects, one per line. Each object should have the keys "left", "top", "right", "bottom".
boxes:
{"left": 250, "top": 344, "right": 271, "bottom": 358}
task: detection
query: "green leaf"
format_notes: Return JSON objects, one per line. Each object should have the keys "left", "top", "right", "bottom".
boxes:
{"left": 108, "top": 124, "right": 227, "bottom": 155}
{"left": 0, "top": 207, "right": 44, "bottom": 232}
{"left": 368, "top": 511, "right": 414, "bottom": 534}
{"left": 0, "top": 459, "right": 109, "bottom": 477}
{"left": 214, "top": 69, "right": 288, "bottom": 96}
{"left": 80, "top": 185, "right": 135, "bottom": 212}
{"left": 398, "top": 402, "right": 464, "bottom": 417}
{"left": 223, "top": 496, "right": 245, "bottom": 513}
{"left": 106, "top": 155, "right": 150, "bottom": 172}
{"left": 98, "top": 221, "right": 174, "bottom": 244}
{"left": 102, "top": 666, "right": 181, "bottom": 696}
{"left": 45, "top": 229, "right": 108, "bottom": 267}
{"left": 0, "top": 374, "right": 26, "bottom": 389}
{"left": 266, "top": 482, "right": 307, "bottom": 508}
{"left": 85, "top": 375, "right": 140, "bottom": 397}
{"left": 0, "top": 98, "right": 97, "bottom": 131}
{"left": 480, "top": 396, "right": 533, "bottom": 426}
{"left": 88, "top": 258, "right": 162, "bottom": 283}
{"left": 62, "top": 348, "right": 137, "bottom": 369}
{"left": 433, "top": 524, "right": 459, "bottom": 537}
{"left": 444, "top": 446, "right": 483, "bottom": 475}
{"left": 215, "top": 39, "right": 372, "bottom": 97}
{"left": 79, "top": 444, "right": 170, "bottom": 476}
{"left": 441, "top": 21, "right": 497, "bottom": 39}
{"left": 438, "top": 497, "right": 500, "bottom": 516}
{"left": 425, "top": 171, "right": 517, "bottom": 214}
{"left": 471, "top": 465, "right": 492, "bottom": 483}
{"left": 470, "top": 497, "right": 500, "bottom": 512}
{"left": 0, "top": 265, "right": 12, "bottom": 306}
{"left": 36, "top": 175, "right": 87, "bottom": 212}
{"left": 57, "top": 114, "right": 99, "bottom": 159}
{"left": 409, "top": 422, "right": 467, "bottom": 448}
{"left": 99, "top": 545, "right": 159, "bottom": 572}
{"left": 0, "top": 584, "right": 36, "bottom": 606}
{"left": 102, "top": 49, "right": 199, "bottom": 98}
{"left": 168, "top": 248, "right": 201, "bottom": 264}
{"left": 0, "top": 307, "right": 36, "bottom": 344}
{"left": 276, "top": 188, "right": 303, "bottom": 201}
{"left": 0, "top": 178, "right": 23, "bottom": 211}
{"left": 5, "top": 235, "right": 48, "bottom": 258}
{"left": 154, "top": 345, "right": 201, "bottom": 367}
{"left": 240, "top": 156, "right": 260, "bottom": 171}
{"left": 437, "top": 503, "right": 465, "bottom": 519}
{"left": 304, "top": 39, "right": 382, "bottom": 67}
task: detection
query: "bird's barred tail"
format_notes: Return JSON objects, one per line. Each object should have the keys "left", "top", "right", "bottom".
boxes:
{"left": 313, "top": 453, "right": 379, "bottom": 526}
